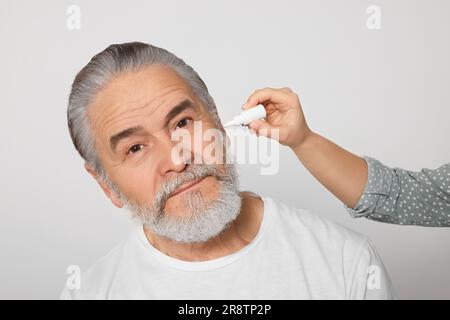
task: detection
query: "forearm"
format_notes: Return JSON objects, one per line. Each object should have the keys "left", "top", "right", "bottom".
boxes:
{"left": 291, "top": 131, "right": 368, "bottom": 208}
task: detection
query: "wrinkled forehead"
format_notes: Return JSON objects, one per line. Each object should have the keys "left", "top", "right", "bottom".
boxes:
{"left": 87, "top": 64, "right": 203, "bottom": 148}
{"left": 89, "top": 64, "right": 196, "bottom": 122}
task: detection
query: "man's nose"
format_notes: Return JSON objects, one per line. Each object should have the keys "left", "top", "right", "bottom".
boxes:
{"left": 156, "top": 137, "right": 194, "bottom": 176}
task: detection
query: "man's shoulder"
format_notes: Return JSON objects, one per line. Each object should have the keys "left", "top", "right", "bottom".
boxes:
{"left": 264, "top": 196, "right": 370, "bottom": 250}
{"left": 261, "top": 196, "right": 395, "bottom": 299}
{"left": 60, "top": 229, "right": 137, "bottom": 299}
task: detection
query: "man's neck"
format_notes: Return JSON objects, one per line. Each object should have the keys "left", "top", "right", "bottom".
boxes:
{"left": 143, "top": 191, "right": 264, "bottom": 262}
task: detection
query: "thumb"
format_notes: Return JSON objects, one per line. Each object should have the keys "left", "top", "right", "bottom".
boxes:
{"left": 247, "top": 120, "right": 276, "bottom": 138}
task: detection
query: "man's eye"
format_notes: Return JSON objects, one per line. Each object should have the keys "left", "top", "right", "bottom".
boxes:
{"left": 175, "top": 118, "right": 191, "bottom": 129}
{"left": 127, "top": 144, "right": 143, "bottom": 155}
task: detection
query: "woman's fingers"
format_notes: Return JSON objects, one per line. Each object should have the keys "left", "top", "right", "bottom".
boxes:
{"left": 241, "top": 87, "right": 292, "bottom": 110}
{"left": 248, "top": 119, "right": 277, "bottom": 138}
{"left": 248, "top": 119, "right": 268, "bottom": 130}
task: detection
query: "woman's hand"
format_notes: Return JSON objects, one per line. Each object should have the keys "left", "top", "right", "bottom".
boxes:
{"left": 242, "top": 87, "right": 368, "bottom": 208}
{"left": 241, "top": 87, "right": 312, "bottom": 149}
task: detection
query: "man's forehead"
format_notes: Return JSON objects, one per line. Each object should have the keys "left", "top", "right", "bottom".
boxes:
{"left": 88, "top": 65, "right": 197, "bottom": 136}
{"left": 91, "top": 65, "right": 192, "bottom": 113}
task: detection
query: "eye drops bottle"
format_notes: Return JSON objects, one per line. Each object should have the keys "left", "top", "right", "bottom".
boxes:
{"left": 223, "top": 105, "right": 266, "bottom": 127}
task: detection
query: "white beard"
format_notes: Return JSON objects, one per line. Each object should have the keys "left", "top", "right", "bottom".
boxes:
{"left": 115, "top": 164, "right": 242, "bottom": 243}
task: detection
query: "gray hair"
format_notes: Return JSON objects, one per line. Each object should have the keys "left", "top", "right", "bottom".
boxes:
{"left": 67, "top": 42, "right": 220, "bottom": 180}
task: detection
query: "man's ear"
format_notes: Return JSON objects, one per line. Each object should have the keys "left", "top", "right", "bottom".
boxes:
{"left": 84, "top": 163, "right": 124, "bottom": 208}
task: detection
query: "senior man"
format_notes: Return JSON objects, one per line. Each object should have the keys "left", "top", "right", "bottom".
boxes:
{"left": 62, "top": 42, "right": 395, "bottom": 299}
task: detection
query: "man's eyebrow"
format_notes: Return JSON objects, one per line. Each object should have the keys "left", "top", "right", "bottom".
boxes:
{"left": 163, "top": 99, "right": 196, "bottom": 128}
{"left": 109, "top": 125, "right": 147, "bottom": 152}
{"left": 108, "top": 99, "right": 196, "bottom": 152}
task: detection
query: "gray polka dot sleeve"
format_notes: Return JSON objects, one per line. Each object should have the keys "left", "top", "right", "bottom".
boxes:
{"left": 345, "top": 156, "right": 450, "bottom": 227}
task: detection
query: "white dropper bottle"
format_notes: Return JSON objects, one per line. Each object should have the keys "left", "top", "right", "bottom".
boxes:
{"left": 223, "top": 105, "right": 266, "bottom": 127}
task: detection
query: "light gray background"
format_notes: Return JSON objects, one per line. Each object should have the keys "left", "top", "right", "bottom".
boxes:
{"left": 1, "top": 0, "right": 449, "bottom": 299}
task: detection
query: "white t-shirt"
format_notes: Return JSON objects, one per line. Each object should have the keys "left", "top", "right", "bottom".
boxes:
{"left": 61, "top": 196, "right": 396, "bottom": 299}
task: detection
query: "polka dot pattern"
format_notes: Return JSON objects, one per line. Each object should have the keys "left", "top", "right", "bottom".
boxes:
{"left": 345, "top": 157, "right": 450, "bottom": 227}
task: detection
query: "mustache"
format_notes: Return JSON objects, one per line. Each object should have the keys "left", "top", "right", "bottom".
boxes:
{"left": 153, "top": 164, "right": 231, "bottom": 211}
